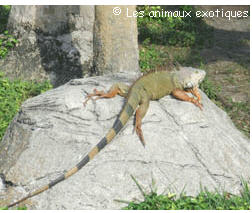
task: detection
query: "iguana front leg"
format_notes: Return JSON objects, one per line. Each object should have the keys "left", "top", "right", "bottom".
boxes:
{"left": 84, "top": 83, "right": 129, "bottom": 106}
{"left": 134, "top": 97, "right": 149, "bottom": 147}
{"left": 186, "top": 87, "right": 202, "bottom": 102}
{"left": 172, "top": 88, "right": 203, "bottom": 110}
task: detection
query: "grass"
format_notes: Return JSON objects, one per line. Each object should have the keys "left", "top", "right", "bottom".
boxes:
{"left": 139, "top": 39, "right": 166, "bottom": 71}
{"left": 0, "top": 5, "right": 10, "bottom": 32}
{"left": 117, "top": 175, "right": 250, "bottom": 210}
{"left": 199, "top": 76, "right": 222, "bottom": 105}
{"left": 225, "top": 100, "right": 250, "bottom": 137}
{"left": 0, "top": 6, "right": 17, "bottom": 59}
{"left": 0, "top": 206, "right": 27, "bottom": 210}
{"left": 138, "top": 6, "right": 213, "bottom": 72}
{"left": 0, "top": 72, "right": 52, "bottom": 141}
{"left": 137, "top": 6, "right": 213, "bottom": 47}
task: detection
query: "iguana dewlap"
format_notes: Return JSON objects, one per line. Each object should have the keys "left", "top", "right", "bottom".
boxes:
{"left": 7, "top": 68, "right": 205, "bottom": 208}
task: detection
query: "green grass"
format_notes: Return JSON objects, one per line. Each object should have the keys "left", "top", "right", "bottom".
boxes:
{"left": 0, "top": 30, "right": 18, "bottom": 58}
{"left": 0, "top": 5, "right": 10, "bottom": 33}
{"left": 0, "top": 6, "right": 18, "bottom": 58}
{"left": 0, "top": 206, "right": 27, "bottom": 210}
{"left": 138, "top": 6, "right": 213, "bottom": 72}
{"left": 199, "top": 76, "right": 221, "bottom": 101}
{"left": 225, "top": 100, "right": 250, "bottom": 137}
{"left": 139, "top": 39, "right": 164, "bottom": 71}
{"left": 118, "top": 175, "right": 250, "bottom": 210}
{"left": 137, "top": 6, "right": 213, "bottom": 47}
{"left": 0, "top": 72, "right": 52, "bottom": 141}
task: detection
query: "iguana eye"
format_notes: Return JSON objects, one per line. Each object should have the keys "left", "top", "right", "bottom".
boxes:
{"left": 186, "top": 82, "right": 193, "bottom": 88}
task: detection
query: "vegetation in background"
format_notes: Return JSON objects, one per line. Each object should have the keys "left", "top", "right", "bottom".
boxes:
{"left": 0, "top": 30, "right": 18, "bottom": 58}
{"left": 0, "top": 72, "right": 52, "bottom": 141}
{"left": 118, "top": 175, "right": 249, "bottom": 210}
{"left": 137, "top": 5, "right": 249, "bottom": 137}
{"left": 138, "top": 6, "right": 213, "bottom": 72}
{"left": 0, "top": 5, "right": 17, "bottom": 58}
{"left": 137, "top": 5, "right": 219, "bottom": 105}
{"left": 199, "top": 76, "right": 221, "bottom": 102}
{"left": 0, "top": 5, "right": 10, "bottom": 32}
{"left": 225, "top": 100, "right": 250, "bottom": 136}
{"left": 139, "top": 38, "right": 164, "bottom": 71}
{"left": 0, "top": 6, "right": 52, "bottom": 142}
{"left": 137, "top": 6, "right": 213, "bottom": 47}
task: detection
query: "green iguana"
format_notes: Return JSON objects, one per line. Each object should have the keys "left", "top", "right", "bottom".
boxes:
{"left": 7, "top": 68, "right": 205, "bottom": 208}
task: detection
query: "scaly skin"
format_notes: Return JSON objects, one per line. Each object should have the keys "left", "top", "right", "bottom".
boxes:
{"left": 7, "top": 68, "right": 205, "bottom": 208}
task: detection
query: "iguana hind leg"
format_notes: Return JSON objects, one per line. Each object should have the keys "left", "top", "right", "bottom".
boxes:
{"left": 172, "top": 89, "right": 203, "bottom": 110}
{"left": 84, "top": 83, "right": 129, "bottom": 106}
{"left": 134, "top": 97, "right": 149, "bottom": 147}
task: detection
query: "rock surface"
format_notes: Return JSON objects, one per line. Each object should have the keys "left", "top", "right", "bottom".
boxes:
{"left": 0, "top": 69, "right": 249, "bottom": 209}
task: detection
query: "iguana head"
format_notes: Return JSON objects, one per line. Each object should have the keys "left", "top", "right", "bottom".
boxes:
{"left": 174, "top": 68, "right": 206, "bottom": 89}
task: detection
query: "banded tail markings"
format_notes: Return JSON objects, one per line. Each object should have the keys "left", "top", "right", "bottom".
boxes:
{"left": 7, "top": 185, "right": 49, "bottom": 208}
{"left": 118, "top": 103, "right": 135, "bottom": 126}
{"left": 7, "top": 99, "right": 137, "bottom": 208}
{"left": 97, "top": 137, "right": 107, "bottom": 151}
{"left": 64, "top": 167, "right": 79, "bottom": 179}
{"left": 112, "top": 119, "right": 123, "bottom": 134}
{"left": 106, "top": 128, "right": 116, "bottom": 142}
{"left": 76, "top": 155, "right": 90, "bottom": 170}
{"left": 88, "top": 146, "right": 99, "bottom": 160}
{"left": 124, "top": 103, "right": 135, "bottom": 118}
{"left": 49, "top": 174, "right": 65, "bottom": 188}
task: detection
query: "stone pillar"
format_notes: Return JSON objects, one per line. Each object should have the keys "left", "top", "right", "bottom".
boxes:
{"left": 93, "top": 6, "right": 139, "bottom": 75}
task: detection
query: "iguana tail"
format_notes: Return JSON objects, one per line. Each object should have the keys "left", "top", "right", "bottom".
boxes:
{"left": 7, "top": 101, "right": 136, "bottom": 208}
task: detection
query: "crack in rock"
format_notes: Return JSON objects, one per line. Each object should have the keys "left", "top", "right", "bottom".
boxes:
{"left": 211, "top": 173, "right": 233, "bottom": 179}
{"left": 158, "top": 101, "right": 180, "bottom": 127}
{"left": 182, "top": 135, "right": 219, "bottom": 185}
{"left": 159, "top": 160, "right": 200, "bottom": 169}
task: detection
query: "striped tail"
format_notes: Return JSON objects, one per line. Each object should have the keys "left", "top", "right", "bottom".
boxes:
{"left": 7, "top": 102, "right": 135, "bottom": 208}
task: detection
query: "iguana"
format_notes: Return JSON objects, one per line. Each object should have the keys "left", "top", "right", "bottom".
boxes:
{"left": 7, "top": 68, "right": 205, "bottom": 208}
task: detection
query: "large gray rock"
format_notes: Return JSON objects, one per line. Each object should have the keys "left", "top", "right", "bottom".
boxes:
{"left": 0, "top": 69, "right": 249, "bottom": 209}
